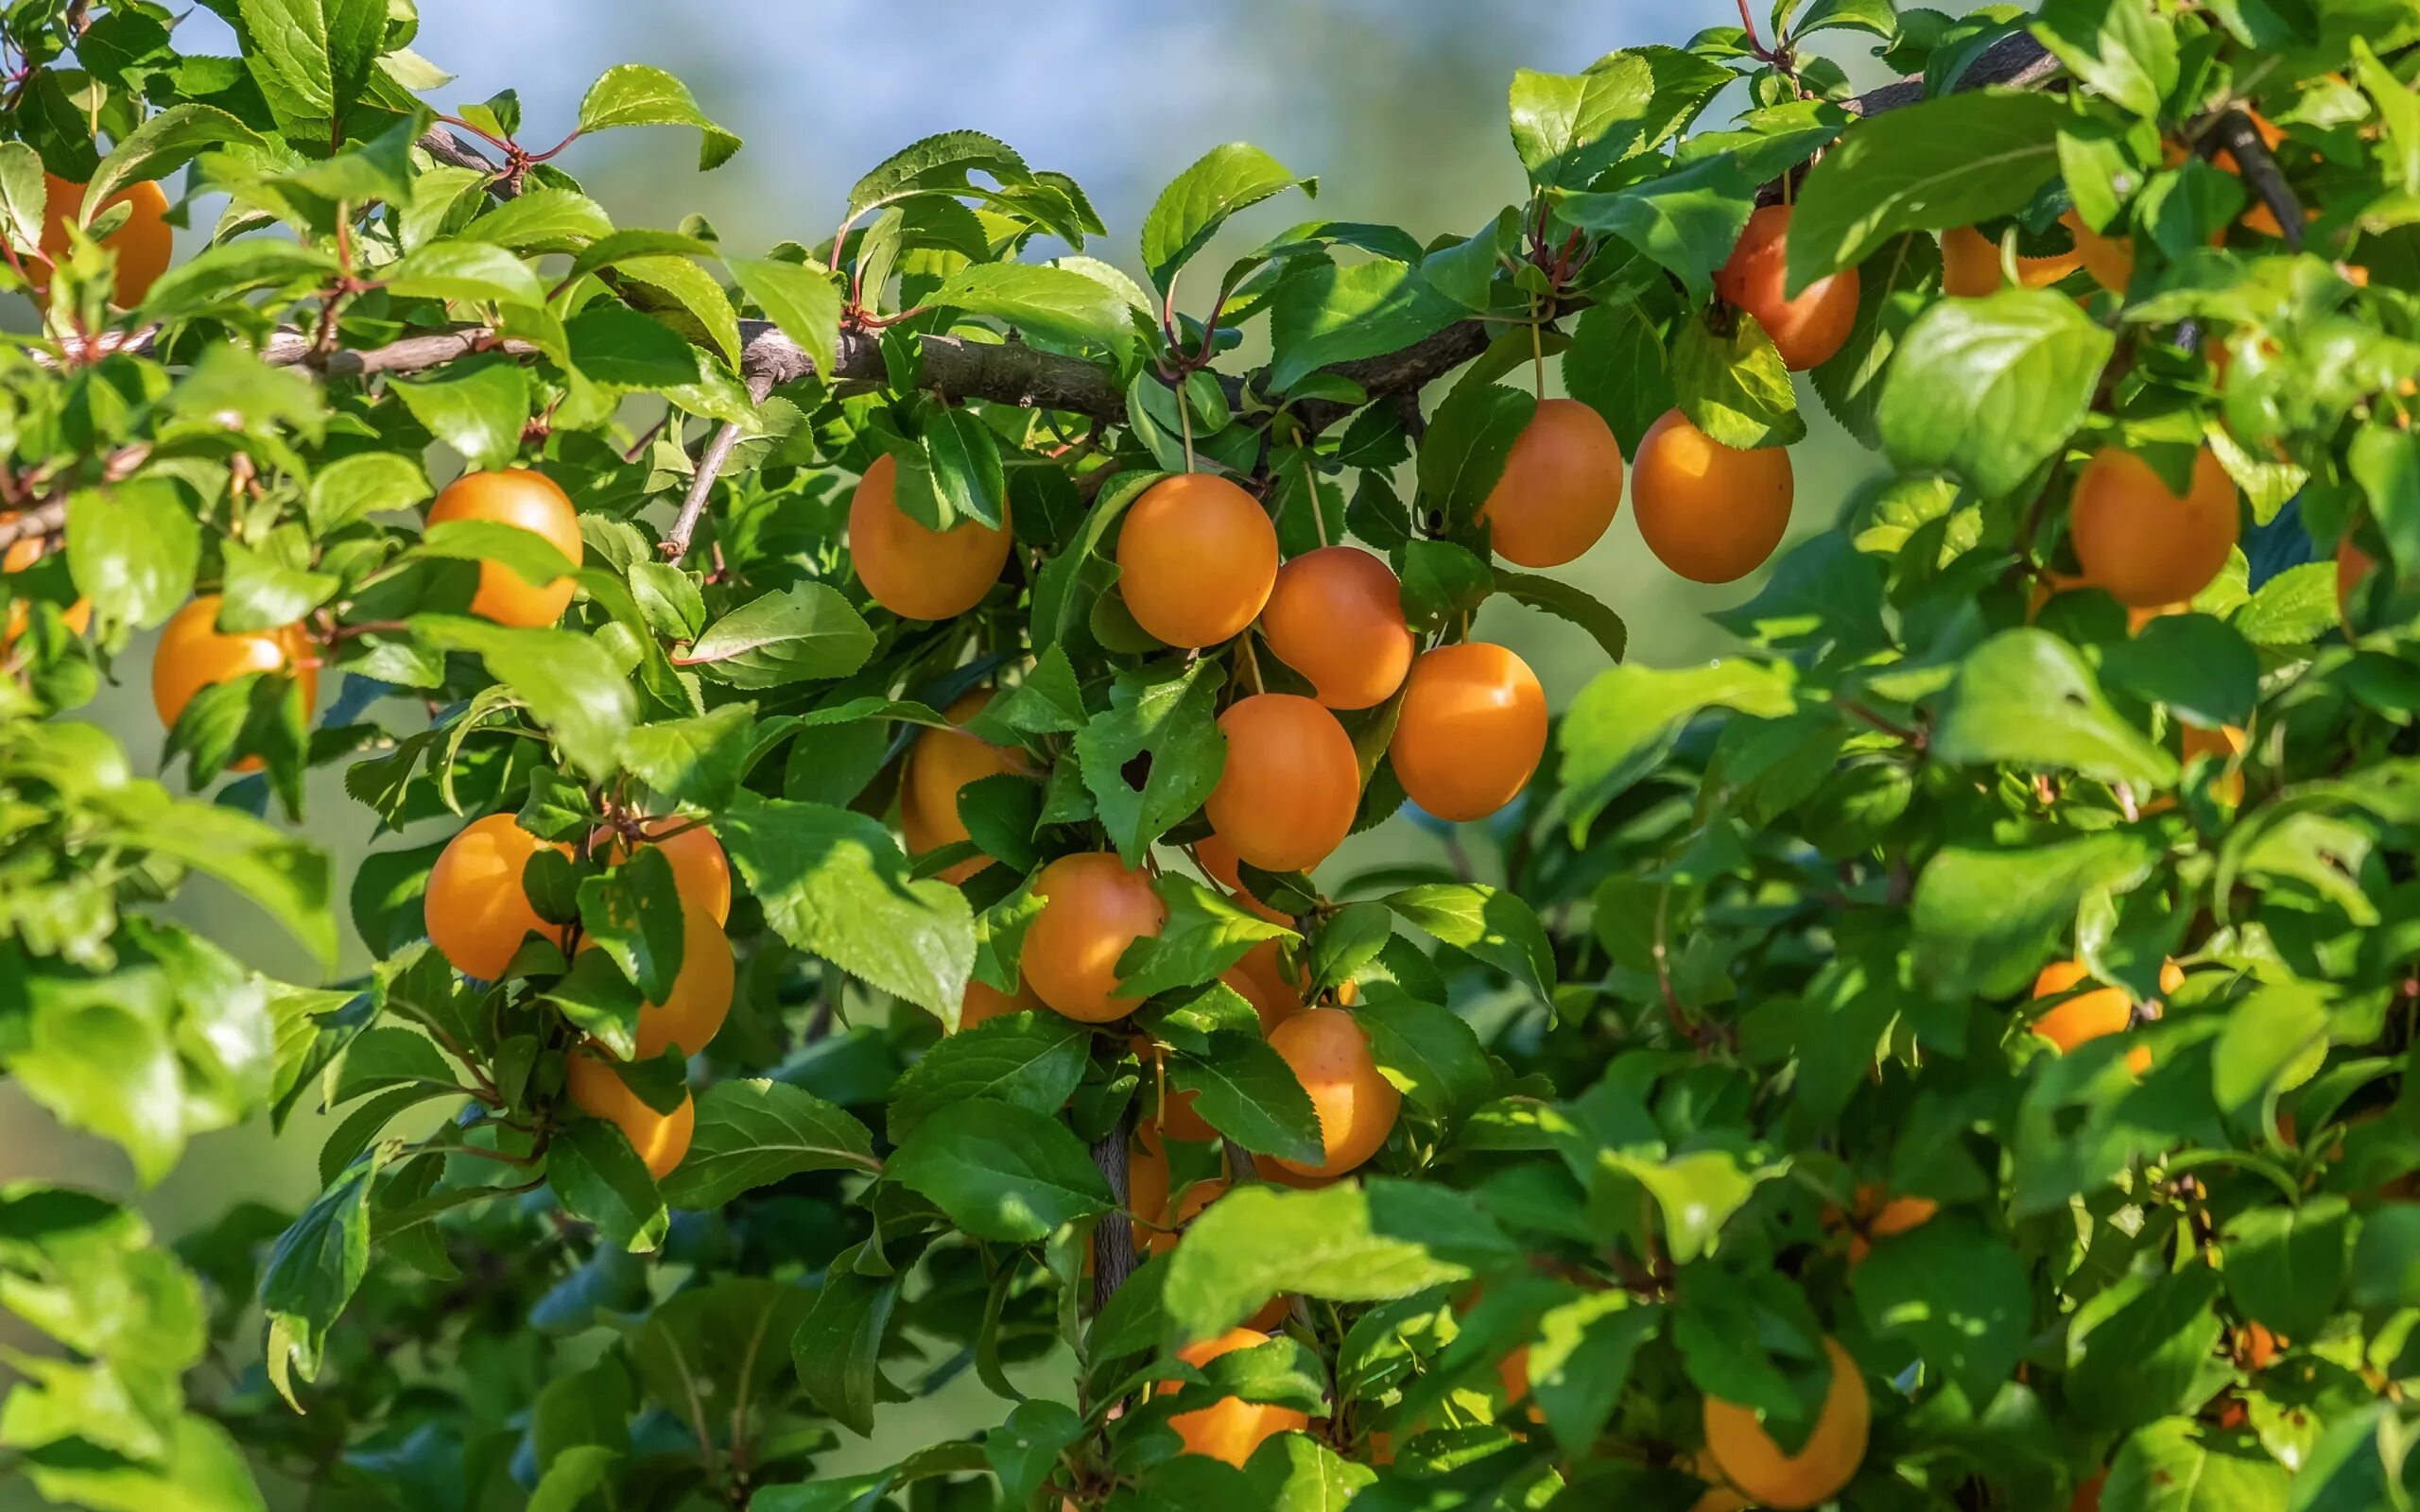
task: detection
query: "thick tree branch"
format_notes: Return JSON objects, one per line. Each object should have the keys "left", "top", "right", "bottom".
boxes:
{"left": 2203, "top": 107, "right": 2305, "bottom": 252}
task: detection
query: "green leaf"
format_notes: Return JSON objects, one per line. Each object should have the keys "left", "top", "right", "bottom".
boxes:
{"left": 1559, "top": 659, "right": 1799, "bottom": 829}
{"left": 2212, "top": 979, "right": 2330, "bottom": 1114}
{"left": 549, "top": 1117, "right": 670, "bottom": 1254}
{"left": 1932, "top": 629, "right": 2178, "bottom": 789}
{"left": 408, "top": 616, "right": 637, "bottom": 781}
{"left": 91, "top": 783, "right": 337, "bottom": 971}
{"left": 933, "top": 262, "right": 1135, "bottom": 359}
{"left": 2103, "top": 1419, "right": 2292, "bottom": 1511}
{"left": 1877, "top": 288, "right": 2115, "bottom": 499}
{"left": 1115, "top": 875, "right": 1295, "bottom": 999}
{"left": 1673, "top": 313, "right": 1805, "bottom": 449}
{"left": 1141, "top": 143, "right": 1311, "bottom": 292}
{"left": 917, "top": 406, "right": 1008, "bottom": 530}
{"left": 305, "top": 451, "right": 431, "bottom": 536}
{"left": 385, "top": 239, "right": 549, "bottom": 308}
{"left": 791, "top": 1248, "right": 904, "bottom": 1436}
{"left": 658, "top": 1079, "right": 879, "bottom": 1209}
{"left": 2232, "top": 561, "right": 2340, "bottom": 648}
{"left": 1706, "top": 532, "right": 1888, "bottom": 656}
{"left": 1911, "top": 832, "right": 2162, "bottom": 997}
{"left": 1562, "top": 154, "right": 1759, "bottom": 302}
{"left": 66, "top": 481, "right": 200, "bottom": 630}
{"left": 260, "top": 1150, "right": 380, "bottom": 1400}
{"left": 1852, "top": 1219, "right": 2031, "bottom": 1406}
{"left": 1808, "top": 232, "right": 1941, "bottom": 449}
{"left": 2350, "top": 422, "right": 2420, "bottom": 583}
{"left": 1787, "top": 92, "right": 2069, "bottom": 293}
{"left": 885, "top": 1010, "right": 1090, "bottom": 1141}
{"left": 847, "top": 129, "right": 1028, "bottom": 215}
{"left": 679, "top": 583, "right": 875, "bottom": 689}
{"left": 729, "top": 255, "right": 841, "bottom": 378}
{"left": 2031, "top": 0, "right": 2180, "bottom": 120}
{"left": 329, "top": 1025, "right": 458, "bottom": 1103}
{"left": 1162, "top": 1178, "right": 1515, "bottom": 1346}
{"left": 2221, "top": 1196, "right": 2352, "bottom": 1342}
{"left": 2070, "top": 1270, "right": 2225, "bottom": 1435}
{"left": 2098, "top": 614, "right": 2260, "bottom": 730}
{"left": 0, "top": 143, "right": 47, "bottom": 252}
{"left": 1526, "top": 1292, "right": 1661, "bottom": 1459}
{"left": 389, "top": 353, "right": 532, "bottom": 474}
{"left": 1268, "top": 258, "right": 1463, "bottom": 392}
{"left": 236, "top": 0, "right": 385, "bottom": 134}
{"left": 1074, "top": 660, "right": 1227, "bottom": 867}
{"left": 722, "top": 793, "right": 974, "bottom": 1017}
{"left": 1381, "top": 885, "right": 1556, "bottom": 998}
{"left": 884, "top": 1100, "right": 1112, "bottom": 1243}
{"left": 1510, "top": 64, "right": 1656, "bottom": 190}
{"left": 414, "top": 518, "right": 577, "bottom": 598}
{"left": 460, "top": 187, "right": 615, "bottom": 252}
{"left": 1168, "top": 1036, "right": 1324, "bottom": 1164}
{"left": 576, "top": 63, "right": 742, "bottom": 169}
{"left": 1563, "top": 298, "right": 1674, "bottom": 456}
{"left": 617, "top": 704, "right": 756, "bottom": 811}
{"left": 2350, "top": 1205, "right": 2420, "bottom": 1311}
{"left": 577, "top": 847, "right": 685, "bottom": 1004}
{"left": 1417, "top": 381, "right": 1537, "bottom": 525}
{"left": 84, "top": 106, "right": 264, "bottom": 217}
{"left": 1356, "top": 986, "right": 1493, "bottom": 1122}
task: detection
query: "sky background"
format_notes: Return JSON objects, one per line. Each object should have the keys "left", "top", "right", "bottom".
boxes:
{"left": 4, "top": 0, "right": 1911, "bottom": 1490}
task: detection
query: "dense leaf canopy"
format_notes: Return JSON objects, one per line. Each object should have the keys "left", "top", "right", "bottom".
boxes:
{"left": 3, "top": 0, "right": 2420, "bottom": 1509}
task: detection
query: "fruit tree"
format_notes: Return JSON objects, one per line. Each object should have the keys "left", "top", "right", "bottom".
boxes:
{"left": 3, "top": 0, "right": 2419, "bottom": 1508}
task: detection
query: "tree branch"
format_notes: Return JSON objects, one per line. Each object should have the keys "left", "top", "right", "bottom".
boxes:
{"left": 0, "top": 499, "right": 66, "bottom": 553}
{"left": 414, "top": 128, "right": 525, "bottom": 200}
{"left": 2203, "top": 107, "right": 2305, "bottom": 252}
{"left": 662, "top": 371, "right": 775, "bottom": 561}
{"left": 1841, "top": 32, "right": 2058, "bottom": 117}
{"left": 1089, "top": 1108, "right": 1137, "bottom": 1314}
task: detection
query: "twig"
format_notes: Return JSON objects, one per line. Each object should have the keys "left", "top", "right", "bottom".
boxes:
{"left": 414, "top": 128, "right": 525, "bottom": 201}
{"left": 2203, "top": 108, "right": 2305, "bottom": 252}
{"left": 662, "top": 371, "right": 774, "bottom": 561}
{"left": 0, "top": 499, "right": 65, "bottom": 553}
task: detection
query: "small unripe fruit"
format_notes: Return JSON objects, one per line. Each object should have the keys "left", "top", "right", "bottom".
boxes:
{"left": 1632, "top": 409, "right": 1793, "bottom": 584}
{"left": 2067, "top": 446, "right": 2239, "bottom": 610}
{"left": 848, "top": 453, "right": 1012, "bottom": 621}
{"left": 1715, "top": 205, "right": 1860, "bottom": 370}
{"left": 1475, "top": 398, "right": 1627, "bottom": 567}
{"left": 1257, "top": 546, "right": 1413, "bottom": 709}
{"left": 425, "top": 469, "right": 586, "bottom": 627}
{"left": 1388, "top": 643, "right": 1547, "bottom": 823}
{"left": 1022, "top": 853, "right": 1166, "bottom": 1022}
{"left": 1115, "top": 473, "right": 1278, "bottom": 647}
{"left": 1204, "top": 693, "right": 1360, "bottom": 874}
